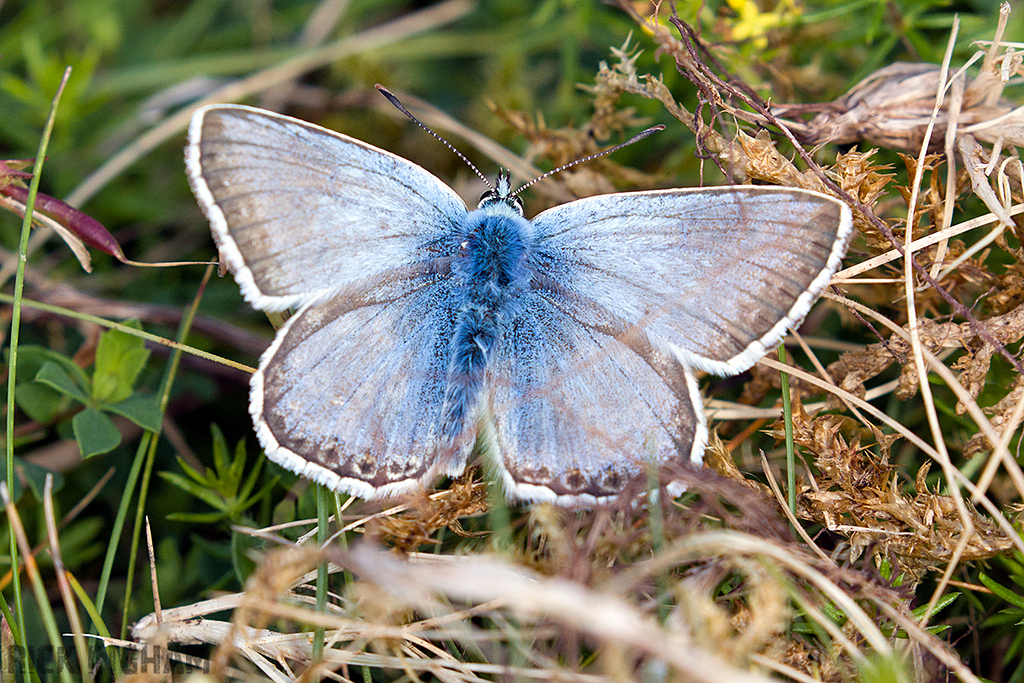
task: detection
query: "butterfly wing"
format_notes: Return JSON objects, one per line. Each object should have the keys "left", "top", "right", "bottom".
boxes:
{"left": 486, "top": 293, "right": 706, "bottom": 505}
{"left": 253, "top": 271, "right": 473, "bottom": 499}
{"left": 530, "top": 186, "right": 852, "bottom": 376}
{"left": 186, "top": 105, "right": 466, "bottom": 311}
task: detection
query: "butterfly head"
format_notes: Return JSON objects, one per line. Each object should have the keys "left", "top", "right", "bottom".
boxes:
{"left": 478, "top": 170, "right": 524, "bottom": 217}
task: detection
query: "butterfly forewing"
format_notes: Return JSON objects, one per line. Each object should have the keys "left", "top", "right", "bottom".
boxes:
{"left": 486, "top": 292, "right": 706, "bottom": 505}
{"left": 531, "top": 187, "right": 852, "bottom": 376}
{"left": 186, "top": 105, "right": 466, "bottom": 311}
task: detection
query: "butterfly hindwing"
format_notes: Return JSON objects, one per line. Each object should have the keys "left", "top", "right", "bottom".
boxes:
{"left": 485, "top": 292, "right": 706, "bottom": 505}
{"left": 186, "top": 105, "right": 466, "bottom": 311}
{"left": 530, "top": 186, "right": 852, "bottom": 376}
{"left": 253, "top": 271, "right": 473, "bottom": 499}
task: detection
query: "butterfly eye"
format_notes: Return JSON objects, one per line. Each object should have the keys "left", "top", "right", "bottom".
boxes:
{"left": 509, "top": 194, "right": 524, "bottom": 216}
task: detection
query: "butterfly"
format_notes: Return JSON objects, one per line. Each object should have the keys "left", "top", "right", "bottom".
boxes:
{"left": 185, "top": 93, "right": 852, "bottom": 506}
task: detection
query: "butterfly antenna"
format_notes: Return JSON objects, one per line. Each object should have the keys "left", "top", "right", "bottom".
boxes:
{"left": 376, "top": 84, "right": 494, "bottom": 192}
{"left": 510, "top": 124, "right": 665, "bottom": 198}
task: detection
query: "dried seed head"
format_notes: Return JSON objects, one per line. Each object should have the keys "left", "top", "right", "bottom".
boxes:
{"left": 786, "top": 61, "right": 1024, "bottom": 153}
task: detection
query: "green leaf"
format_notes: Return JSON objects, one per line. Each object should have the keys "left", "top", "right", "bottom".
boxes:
{"left": 158, "top": 427, "right": 278, "bottom": 527}
{"left": 105, "top": 393, "right": 162, "bottom": 432}
{"left": 211, "top": 423, "right": 229, "bottom": 474}
{"left": 237, "top": 443, "right": 266, "bottom": 502}
{"left": 231, "top": 530, "right": 259, "bottom": 585}
{"left": 72, "top": 407, "right": 121, "bottom": 458}
{"left": 273, "top": 497, "right": 297, "bottom": 527}
{"left": 15, "top": 382, "right": 69, "bottom": 424}
{"left": 910, "top": 592, "right": 959, "bottom": 619}
{"left": 884, "top": 593, "right": 959, "bottom": 638}
{"left": 35, "top": 361, "right": 90, "bottom": 403}
{"left": 92, "top": 323, "right": 151, "bottom": 403}
{"left": 165, "top": 511, "right": 230, "bottom": 524}
{"left": 10, "top": 346, "right": 83, "bottom": 422}
{"left": 820, "top": 600, "right": 847, "bottom": 626}
{"left": 170, "top": 453, "right": 211, "bottom": 487}
{"left": 158, "top": 471, "right": 228, "bottom": 510}
{"left": 981, "top": 574, "right": 1024, "bottom": 609}
{"left": 13, "top": 345, "right": 90, "bottom": 385}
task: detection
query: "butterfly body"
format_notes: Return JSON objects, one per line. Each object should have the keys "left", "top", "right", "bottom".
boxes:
{"left": 187, "top": 103, "right": 853, "bottom": 505}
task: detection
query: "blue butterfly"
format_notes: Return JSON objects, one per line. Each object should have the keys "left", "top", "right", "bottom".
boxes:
{"left": 185, "top": 95, "right": 852, "bottom": 505}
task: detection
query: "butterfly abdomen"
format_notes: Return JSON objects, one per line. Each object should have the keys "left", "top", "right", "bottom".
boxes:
{"left": 440, "top": 303, "right": 497, "bottom": 441}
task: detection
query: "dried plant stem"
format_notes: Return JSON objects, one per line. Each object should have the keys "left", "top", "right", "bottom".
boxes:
{"left": 975, "top": 384, "right": 1024, "bottom": 496}
{"left": 43, "top": 475, "right": 92, "bottom": 682}
{"left": 933, "top": 70, "right": 964, "bottom": 279}
{"left": 760, "top": 349, "right": 1023, "bottom": 558}
{"left": 901, "top": 17, "right": 985, "bottom": 626}
{"left": 835, "top": 202, "right": 1024, "bottom": 280}
{"left": 790, "top": 331, "right": 871, "bottom": 429}
{"left": 827, "top": 291, "right": 1024, "bottom": 491}
{"left": 759, "top": 451, "right": 832, "bottom": 564}
{"left": 1, "top": 481, "right": 75, "bottom": 683}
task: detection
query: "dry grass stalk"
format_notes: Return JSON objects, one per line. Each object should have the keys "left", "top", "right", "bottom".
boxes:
{"left": 131, "top": 536, "right": 919, "bottom": 683}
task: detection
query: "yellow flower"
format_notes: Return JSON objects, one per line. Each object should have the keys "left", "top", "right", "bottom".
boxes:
{"left": 725, "top": 0, "right": 801, "bottom": 50}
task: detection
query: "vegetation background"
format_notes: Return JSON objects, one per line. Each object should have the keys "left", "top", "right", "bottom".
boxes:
{"left": 1, "top": 0, "right": 1023, "bottom": 681}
